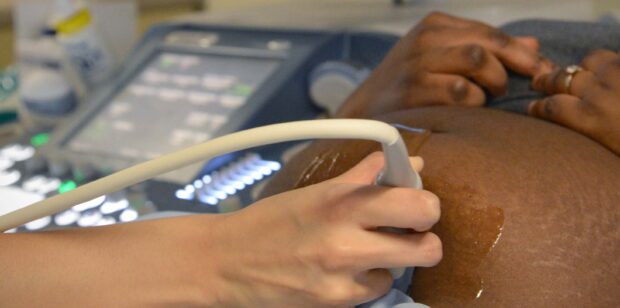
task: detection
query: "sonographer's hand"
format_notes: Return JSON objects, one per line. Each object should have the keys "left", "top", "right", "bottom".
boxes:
{"left": 530, "top": 49, "right": 620, "bottom": 156}
{"left": 0, "top": 153, "right": 441, "bottom": 308}
{"left": 210, "top": 152, "right": 441, "bottom": 307}
{"left": 337, "top": 11, "right": 554, "bottom": 118}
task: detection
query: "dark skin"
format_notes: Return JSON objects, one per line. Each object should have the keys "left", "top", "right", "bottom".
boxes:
{"left": 1, "top": 12, "right": 618, "bottom": 307}
{"left": 338, "top": 11, "right": 555, "bottom": 118}
{"left": 264, "top": 12, "right": 620, "bottom": 307}
{"left": 339, "top": 11, "right": 620, "bottom": 156}
{"left": 530, "top": 49, "right": 620, "bottom": 155}
{"left": 262, "top": 107, "right": 620, "bottom": 307}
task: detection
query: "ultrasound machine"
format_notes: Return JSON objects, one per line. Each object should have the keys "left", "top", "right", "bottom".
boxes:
{"left": 1, "top": 22, "right": 399, "bottom": 232}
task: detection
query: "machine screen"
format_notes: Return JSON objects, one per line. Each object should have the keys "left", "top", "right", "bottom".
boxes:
{"left": 66, "top": 52, "right": 280, "bottom": 161}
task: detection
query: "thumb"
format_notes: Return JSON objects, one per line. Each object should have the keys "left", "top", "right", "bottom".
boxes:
{"left": 334, "top": 151, "right": 424, "bottom": 185}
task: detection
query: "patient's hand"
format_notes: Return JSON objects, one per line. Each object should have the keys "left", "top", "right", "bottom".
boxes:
{"left": 337, "top": 11, "right": 554, "bottom": 118}
{"left": 530, "top": 49, "right": 620, "bottom": 156}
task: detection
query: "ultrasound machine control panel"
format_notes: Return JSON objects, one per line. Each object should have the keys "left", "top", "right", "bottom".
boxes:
{"left": 1, "top": 23, "right": 399, "bottom": 232}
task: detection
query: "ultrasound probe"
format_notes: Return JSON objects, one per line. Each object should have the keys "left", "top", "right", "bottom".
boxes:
{"left": 0, "top": 119, "right": 422, "bottom": 278}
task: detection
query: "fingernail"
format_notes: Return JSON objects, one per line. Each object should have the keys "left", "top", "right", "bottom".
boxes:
{"left": 410, "top": 156, "right": 424, "bottom": 171}
{"left": 450, "top": 79, "right": 468, "bottom": 102}
{"left": 531, "top": 73, "right": 545, "bottom": 90}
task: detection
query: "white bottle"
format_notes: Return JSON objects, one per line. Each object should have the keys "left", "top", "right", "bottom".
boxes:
{"left": 50, "top": 0, "right": 116, "bottom": 88}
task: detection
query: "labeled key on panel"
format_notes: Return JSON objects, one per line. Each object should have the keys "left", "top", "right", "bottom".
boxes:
{"left": 158, "top": 88, "right": 186, "bottom": 102}
{"left": 142, "top": 69, "right": 169, "bottom": 84}
{"left": 220, "top": 95, "right": 246, "bottom": 109}
{"left": 187, "top": 91, "right": 217, "bottom": 105}
{"left": 208, "top": 115, "right": 227, "bottom": 131}
{"left": 129, "top": 85, "right": 157, "bottom": 96}
{"left": 171, "top": 74, "right": 200, "bottom": 87}
{"left": 186, "top": 112, "right": 210, "bottom": 127}
{"left": 202, "top": 74, "right": 236, "bottom": 91}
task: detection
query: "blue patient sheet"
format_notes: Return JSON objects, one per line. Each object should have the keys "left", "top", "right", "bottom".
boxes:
{"left": 358, "top": 268, "right": 427, "bottom": 308}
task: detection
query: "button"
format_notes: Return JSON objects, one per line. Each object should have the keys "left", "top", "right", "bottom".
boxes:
{"left": 187, "top": 91, "right": 217, "bottom": 105}
{"left": 0, "top": 170, "right": 21, "bottom": 186}
{"left": 100, "top": 198, "right": 129, "bottom": 215}
{"left": 77, "top": 210, "right": 102, "bottom": 227}
{"left": 197, "top": 189, "right": 218, "bottom": 205}
{"left": 24, "top": 216, "right": 51, "bottom": 231}
{"left": 94, "top": 216, "right": 116, "bottom": 226}
{"left": 171, "top": 74, "right": 200, "bottom": 87}
{"left": 1, "top": 144, "right": 35, "bottom": 162}
{"left": 0, "top": 157, "right": 14, "bottom": 170}
{"left": 185, "top": 112, "right": 210, "bottom": 128}
{"left": 158, "top": 88, "right": 186, "bottom": 102}
{"left": 57, "top": 180, "right": 77, "bottom": 194}
{"left": 202, "top": 74, "right": 235, "bottom": 91}
{"left": 54, "top": 210, "right": 80, "bottom": 226}
{"left": 203, "top": 186, "right": 227, "bottom": 201}
{"left": 206, "top": 115, "right": 226, "bottom": 132}
{"left": 73, "top": 195, "right": 106, "bottom": 212}
{"left": 22, "top": 175, "right": 48, "bottom": 192}
{"left": 175, "top": 189, "right": 194, "bottom": 201}
{"left": 30, "top": 132, "right": 50, "bottom": 148}
{"left": 39, "top": 178, "right": 61, "bottom": 195}
{"left": 267, "top": 40, "right": 291, "bottom": 51}
{"left": 119, "top": 209, "right": 138, "bottom": 222}
{"left": 142, "top": 69, "right": 169, "bottom": 84}
{"left": 219, "top": 95, "right": 246, "bottom": 109}
{"left": 0, "top": 186, "right": 44, "bottom": 217}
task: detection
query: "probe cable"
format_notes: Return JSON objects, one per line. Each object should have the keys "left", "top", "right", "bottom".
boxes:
{"left": 0, "top": 119, "right": 422, "bottom": 277}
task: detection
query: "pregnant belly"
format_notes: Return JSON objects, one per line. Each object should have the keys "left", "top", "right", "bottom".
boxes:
{"left": 261, "top": 106, "right": 620, "bottom": 307}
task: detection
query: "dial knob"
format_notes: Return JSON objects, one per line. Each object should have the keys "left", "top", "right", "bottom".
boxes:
{"left": 309, "top": 61, "right": 370, "bottom": 116}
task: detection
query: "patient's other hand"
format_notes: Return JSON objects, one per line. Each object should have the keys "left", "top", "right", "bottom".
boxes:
{"left": 337, "top": 11, "right": 554, "bottom": 118}
{"left": 530, "top": 49, "right": 620, "bottom": 156}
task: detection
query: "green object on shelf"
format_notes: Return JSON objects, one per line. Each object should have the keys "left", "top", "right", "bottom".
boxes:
{"left": 30, "top": 133, "right": 50, "bottom": 147}
{"left": 58, "top": 180, "right": 77, "bottom": 194}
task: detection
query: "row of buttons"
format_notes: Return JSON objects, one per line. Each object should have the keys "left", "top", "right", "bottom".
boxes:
{"left": 105, "top": 112, "right": 226, "bottom": 138}
{"left": 0, "top": 144, "right": 37, "bottom": 187}
{"left": 158, "top": 54, "right": 202, "bottom": 70}
{"left": 23, "top": 207, "right": 138, "bottom": 231}
{"left": 0, "top": 144, "right": 36, "bottom": 162}
{"left": 15, "top": 193, "right": 136, "bottom": 231}
{"left": 22, "top": 175, "right": 61, "bottom": 195}
{"left": 175, "top": 153, "right": 281, "bottom": 205}
{"left": 141, "top": 70, "right": 238, "bottom": 91}
{"left": 128, "top": 85, "right": 248, "bottom": 109}
{"left": 0, "top": 142, "right": 141, "bottom": 232}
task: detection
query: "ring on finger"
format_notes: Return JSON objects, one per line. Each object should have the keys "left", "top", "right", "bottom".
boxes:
{"left": 563, "top": 65, "right": 583, "bottom": 93}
